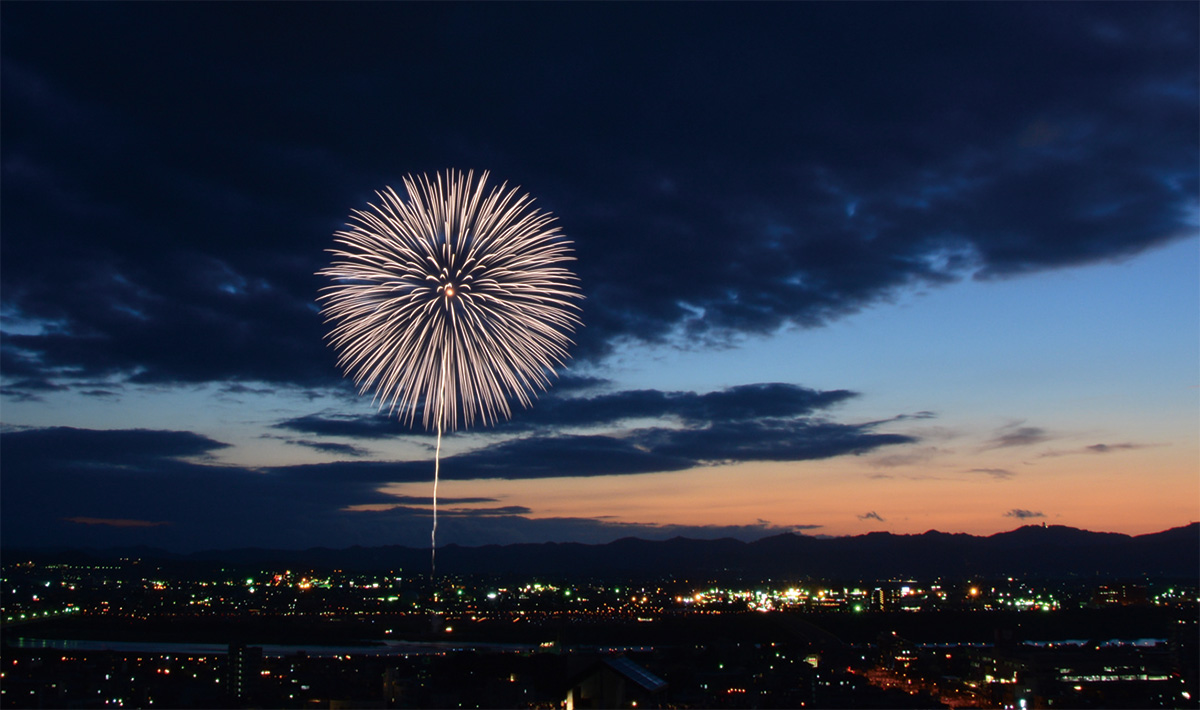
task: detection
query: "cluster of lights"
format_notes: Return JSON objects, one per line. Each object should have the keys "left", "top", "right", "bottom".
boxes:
{"left": 682, "top": 585, "right": 894, "bottom": 612}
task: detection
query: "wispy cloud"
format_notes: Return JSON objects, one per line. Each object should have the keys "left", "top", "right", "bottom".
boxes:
{"left": 868, "top": 446, "right": 947, "bottom": 468}
{"left": 965, "top": 468, "right": 1016, "bottom": 480}
{"left": 1039, "top": 442, "right": 1157, "bottom": 458}
{"left": 985, "top": 424, "right": 1052, "bottom": 450}
{"left": 285, "top": 439, "right": 371, "bottom": 457}
{"left": 63, "top": 517, "right": 170, "bottom": 528}
{"left": 1086, "top": 443, "right": 1143, "bottom": 454}
{"left": 1003, "top": 508, "right": 1045, "bottom": 520}
{"left": 858, "top": 511, "right": 885, "bottom": 522}
{"left": 343, "top": 495, "right": 508, "bottom": 513}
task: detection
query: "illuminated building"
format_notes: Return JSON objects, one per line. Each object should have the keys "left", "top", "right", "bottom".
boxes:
{"left": 226, "top": 642, "right": 262, "bottom": 700}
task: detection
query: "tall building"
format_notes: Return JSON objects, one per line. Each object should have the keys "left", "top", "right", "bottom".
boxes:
{"left": 227, "top": 642, "right": 263, "bottom": 701}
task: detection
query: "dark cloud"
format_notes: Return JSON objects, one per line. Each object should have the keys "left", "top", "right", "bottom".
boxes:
{"left": 2, "top": 426, "right": 229, "bottom": 468}
{"left": 551, "top": 373, "right": 611, "bottom": 394}
{"left": 328, "top": 504, "right": 537, "bottom": 519}
{"left": 353, "top": 495, "right": 504, "bottom": 509}
{"left": 631, "top": 419, "right": 913, "bottom": 465}
{"left": 0, "top": 372, "right": 69, "bottom": 401}
{"left": 275, "top": 383, "right": 913, "bottom": 482}
{"left": 1, "top": 426, "right": 428, "bottom": 550}
{"left": 63, "top": 517, "right": 169, "bottom": 528}
{"left": 895, "top": 411, "right": 937, "bottom": 421}
{"left": 275, "top": 420, "right": 912, "bottom": 484}
{"left": 0, "top": 387, "right": 45, "bottom": 403}
{"left": 858, "top": 511, "right": 885, "bottom": 522}
{"left": 440, "top": 505, "right": 534, "bottom": 518}
{"left": 4, "top": 377, "right": 68, "bottom": 393}
{"left": 966, "top": 468, "right": 1017, "bottom": 480}
{"left": 275, "top": 413, "right": 414, "bottom": 440}
{"left": 285, "top": 439, "right": 371, "bottom": 457}
{"left": 0, "top": 425, "right": 827, "bottom": 550}
{"left": 503, "top": 383, "right": 857, "bottom": 431}
{"left": 220, "top": 383, "right": 278, "bottom": 397}
{"left": 452, "top": 434, "right": 698, "bottom": 479}
{"left": 277, "top": 385, "right": 873, "bottom": 471}
{"left": 1004, "top": 509, "right": 1046, "bottom": 520}
{"left": 1, "top": 2, "right": 1194, "bottom": 388}
{"left": 2, "top": 420, "right": 903, "bottom": 550}
{"left": 280, "top": 384, "right": 857, "bottom": 439}
{"left": 265, "top": 459, "right": 432, "bottom": 486}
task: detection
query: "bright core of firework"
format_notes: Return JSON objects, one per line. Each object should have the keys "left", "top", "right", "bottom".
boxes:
{"left": 317, "top": 169, "right": 583, "bottom": 431}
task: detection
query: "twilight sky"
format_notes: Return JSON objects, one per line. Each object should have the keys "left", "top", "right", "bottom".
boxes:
{"left": 2, "top": 2, "right": 1197, "bottom": 552}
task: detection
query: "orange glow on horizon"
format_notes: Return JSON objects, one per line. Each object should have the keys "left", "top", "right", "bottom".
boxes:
{"left": 373, "top": 437, "right": 1198, "bottom": 538}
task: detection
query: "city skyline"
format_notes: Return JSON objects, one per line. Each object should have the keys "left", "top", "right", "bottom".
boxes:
{"left": 2, "top": 3, "right": 1197, "bottom": 551}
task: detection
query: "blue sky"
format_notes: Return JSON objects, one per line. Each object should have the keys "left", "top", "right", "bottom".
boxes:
{"left": 2, "top": 2, "right": 1196, "bottom": 551}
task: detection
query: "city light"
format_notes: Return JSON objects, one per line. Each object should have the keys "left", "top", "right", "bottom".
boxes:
{"left": 3, "top": 558, "right": 1193, "bottom": 708}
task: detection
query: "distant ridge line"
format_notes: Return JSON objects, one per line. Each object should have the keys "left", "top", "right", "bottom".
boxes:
{"left": 6, "top": 523, "right": 1197, "bottom": 579}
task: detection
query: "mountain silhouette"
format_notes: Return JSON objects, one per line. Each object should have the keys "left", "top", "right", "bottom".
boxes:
{"left": 9, "top": 523, "right": 1196, "bottom": 579}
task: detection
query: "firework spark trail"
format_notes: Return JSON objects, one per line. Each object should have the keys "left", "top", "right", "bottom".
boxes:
{"left": 318, "top": 169, "right": 581, "bottom": 587}
{"left": 432, "top": 367, "right": 444, "bottom": 580}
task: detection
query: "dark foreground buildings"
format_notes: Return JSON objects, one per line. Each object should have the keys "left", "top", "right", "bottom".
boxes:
{"left": 1, "top": 558, "right": 1196, "bottom": 708}
{"left": 3, "top": 616, "right": 1196, "bottom": 709}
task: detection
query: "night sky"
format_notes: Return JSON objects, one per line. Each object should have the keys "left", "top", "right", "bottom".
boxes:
{"left": 2, "top": 2, "right": 1197, "bottom": 552}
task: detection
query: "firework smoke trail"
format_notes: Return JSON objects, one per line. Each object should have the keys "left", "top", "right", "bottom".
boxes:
{"left": 318, "top": 169, "right": 582, "bottom": 588}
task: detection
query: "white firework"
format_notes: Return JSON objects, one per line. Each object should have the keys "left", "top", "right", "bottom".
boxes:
{"left": 318, "top": 169, "right": 582, "bottom": 576}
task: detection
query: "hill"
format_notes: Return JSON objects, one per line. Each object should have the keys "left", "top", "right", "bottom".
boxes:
{"left": 6, "top": 523, "right": 1196, "bottom": 579}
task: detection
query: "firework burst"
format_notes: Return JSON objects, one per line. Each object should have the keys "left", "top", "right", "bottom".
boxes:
{"left": 318, "top": 169, "right": 582, "bottom": 577}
